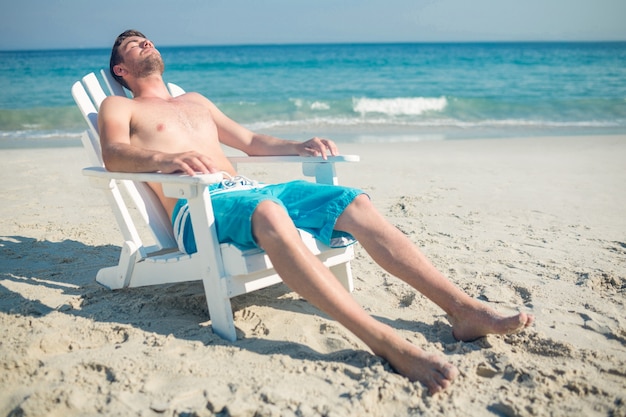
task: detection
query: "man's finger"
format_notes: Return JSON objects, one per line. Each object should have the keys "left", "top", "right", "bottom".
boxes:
{"left": 323, "top": 139, "right": 338, "bottom": 157}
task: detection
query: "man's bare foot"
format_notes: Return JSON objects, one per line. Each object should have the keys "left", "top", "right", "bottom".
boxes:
{"left": 449, "top": 304, "right": 534, "bottom": 342}
{"left": 378, "top": 340, "right": 459, "bottom": 395}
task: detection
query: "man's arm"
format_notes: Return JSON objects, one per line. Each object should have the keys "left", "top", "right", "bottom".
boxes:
{"left": 203, "top": 95, "right": 338, "bottom": 159}
{"left": 98, "top": 96, "right": 217, "bottom": 176}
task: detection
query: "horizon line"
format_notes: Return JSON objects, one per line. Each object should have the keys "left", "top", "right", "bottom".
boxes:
{"left": 2, "top": 39, "right": 626, "bottom": 53}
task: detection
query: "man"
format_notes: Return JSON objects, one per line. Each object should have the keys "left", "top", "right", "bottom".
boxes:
{"left": 99, "top": 30, "right": 534, "bottom": 394}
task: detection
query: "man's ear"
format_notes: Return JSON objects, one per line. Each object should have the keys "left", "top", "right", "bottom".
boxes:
{"left": 113, "top": 64, "right": 127, "bottom": 77}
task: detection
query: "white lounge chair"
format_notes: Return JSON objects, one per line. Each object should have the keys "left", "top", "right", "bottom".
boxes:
{"left": 71, "top": 71, "right": 359, "bottom": 341}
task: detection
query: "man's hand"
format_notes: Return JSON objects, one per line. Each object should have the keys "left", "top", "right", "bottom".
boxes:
{"left": 157, "top": 151, "right": 220, "bottom": 176}
{"left": 297, "top": 137, "right": 339, "bottom": 160}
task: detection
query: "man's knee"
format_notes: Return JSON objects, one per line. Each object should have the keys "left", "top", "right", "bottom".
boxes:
{"left": 351, "top": 193, "right": 372, "bottom": 209}
{"left": 336, "top": 194, "right": 376, "bottom": 231}
{"left": 252, "top": 200, "right": 287, "bottom": 224}
{"left": 251, "top": 201, "right": 296, "bottom": 243}
{"left": 344, "top": 194, "right": 374, "bottom": 217}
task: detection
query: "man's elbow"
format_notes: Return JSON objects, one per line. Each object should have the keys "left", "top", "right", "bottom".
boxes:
{"left": 101, "top": 150, "right": 124, "bottom": 172}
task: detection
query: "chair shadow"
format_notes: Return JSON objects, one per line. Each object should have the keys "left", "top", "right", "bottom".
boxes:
{"left": 0, "top": 235, "right": 475, "bottom": 372}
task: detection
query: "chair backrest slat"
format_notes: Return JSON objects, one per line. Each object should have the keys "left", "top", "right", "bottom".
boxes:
{"left": 82, "top": 73, "right": 108, "bottom": 109}
{"left": 101, "top": 69, "right": 128, "bottom": 97}
{"left": 167, "top": 82, "right": 186, "bottom": 97}
{"left": 71, "top": 81, "right": 102, "bottom": 166}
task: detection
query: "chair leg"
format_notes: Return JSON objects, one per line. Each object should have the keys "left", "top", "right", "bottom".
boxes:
{"left": 96, "top": 241, "right": 139, "bottom": 289}
{"left": 201, "top": 275, "right": 237, "bottom": 341}
{"left": 330, "top": 262, "right": 354, "bottom": 293}
{"left": 184, "top": 185, "right": 238, "bottom": 341}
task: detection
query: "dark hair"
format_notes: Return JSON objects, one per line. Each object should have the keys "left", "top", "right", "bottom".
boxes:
{"left": 109, "top": 29, "right": 147, "bottom": 89}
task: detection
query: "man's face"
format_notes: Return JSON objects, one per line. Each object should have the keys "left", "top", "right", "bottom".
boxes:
{"left": 117, "top": 36, "right": 164, "bottom": 79}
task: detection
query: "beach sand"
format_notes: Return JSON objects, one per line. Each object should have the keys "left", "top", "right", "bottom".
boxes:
{"left": 1, "top": 135, "right": 625, "bottom": 416}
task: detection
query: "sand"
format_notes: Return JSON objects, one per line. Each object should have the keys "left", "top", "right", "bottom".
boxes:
{"left": 1, "top": 135, "right": 625, "bottom": 416}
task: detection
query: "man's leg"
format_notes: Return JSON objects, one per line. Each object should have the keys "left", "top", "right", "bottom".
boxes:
{"left": 334, "top": 195, "right": 534, "bottom": 341}
{"left": 251, "top": 200, "right": 458, "bottom": 394}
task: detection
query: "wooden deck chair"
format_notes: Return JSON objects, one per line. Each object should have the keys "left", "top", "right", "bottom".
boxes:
{"left": 71, "top": 71, "right": 360, "bottom": 341}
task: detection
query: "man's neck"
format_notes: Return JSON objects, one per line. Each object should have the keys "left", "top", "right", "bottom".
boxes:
{"left": 129, "top": 74, "right": 171, "bottom": 100}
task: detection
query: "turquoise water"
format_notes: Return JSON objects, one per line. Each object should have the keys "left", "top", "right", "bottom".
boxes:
{"left": 1, "top": 42, "right": 625, "bottom": 145}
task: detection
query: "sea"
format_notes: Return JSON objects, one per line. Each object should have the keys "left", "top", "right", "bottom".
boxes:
{"left": 1, "top": 42, "right": 625, "bottom": 147}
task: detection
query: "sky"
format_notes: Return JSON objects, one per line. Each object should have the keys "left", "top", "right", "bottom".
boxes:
{"left": 1, "top": 0, "right": 626, "bottom": 51}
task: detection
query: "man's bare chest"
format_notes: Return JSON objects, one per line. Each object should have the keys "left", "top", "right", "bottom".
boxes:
{"left": 130, "top": 100, "right": 217, "bottom": 144}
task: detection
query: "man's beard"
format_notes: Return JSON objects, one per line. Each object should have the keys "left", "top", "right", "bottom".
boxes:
{"left": 134, "top": 53, "right": 165, "bottom": 79}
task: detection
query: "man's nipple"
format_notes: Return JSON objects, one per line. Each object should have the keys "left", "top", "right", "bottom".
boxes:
{"left": 156, "top": 123, "right": 165, "bottom": 132}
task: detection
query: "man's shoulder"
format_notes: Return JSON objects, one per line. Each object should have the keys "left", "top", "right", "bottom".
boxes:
{"left": 99, "top": 95, "right": 135, "bottom": 121}
{"left": 101, "top": 94, "right": 133, "bottom": 106}
{"left": 180, "top": 91, "right": 211, "bottom": 102}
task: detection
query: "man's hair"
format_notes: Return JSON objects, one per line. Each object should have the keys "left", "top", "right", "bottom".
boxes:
{"left": 109, "top": 29, "right": 147, "bottom": 90}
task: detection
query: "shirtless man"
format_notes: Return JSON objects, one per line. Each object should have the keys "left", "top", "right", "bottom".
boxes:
{"left": 99, "top": 30, "right": 534, "bottom": 394}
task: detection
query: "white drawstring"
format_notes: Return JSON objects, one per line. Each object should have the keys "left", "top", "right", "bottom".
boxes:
{"left": 219, "top": 172, "right": 259, "bottom": 189}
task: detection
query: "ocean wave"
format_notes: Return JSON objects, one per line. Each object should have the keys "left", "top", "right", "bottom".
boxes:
{"left": 353, "top": 97, "right": 447, "bottom": 116}
{"left": 246, "top": 116, "right": 625, "bottom": 131}
{"left": 0, "top": 129, "right": 83, "bottom": 140}
{"left": 290, "top": 98, "right": 331, "bottom": 111}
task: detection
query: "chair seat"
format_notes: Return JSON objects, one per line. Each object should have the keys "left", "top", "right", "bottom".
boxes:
{"left": 137, "top": 229, "right": 355, "bottom": 297}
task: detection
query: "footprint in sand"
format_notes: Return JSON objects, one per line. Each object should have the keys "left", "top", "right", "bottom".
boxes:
{"left": 235, "top": 308, "right": 269, "bottom": 337}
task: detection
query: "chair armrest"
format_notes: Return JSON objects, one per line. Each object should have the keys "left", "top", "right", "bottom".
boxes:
{"left": 82, "top": 166, "right": 223, "bottom": 186}
{"left": 82, "top": 166, "right": 224, "bottom": 200}
{"left": 228, "top": 155, "right": 360, "bottom": 164}
{"left": 227, "top": 155, "right": 359, "bottom": 185}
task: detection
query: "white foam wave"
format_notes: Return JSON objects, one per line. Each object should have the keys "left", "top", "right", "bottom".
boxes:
{"left": 0, "top": 130, "right": 83, "bottom": 140}
{"left": 290, "top": 98, "right": 331, "bottom": 111}
{"left": 246, "top": 116, "right": 624, "bottom": 132}
{"left": 310, "top": 101, "right": 330, "bottom": 111}
{"left": 353, "top": 97, "right": 447, "bottom": 116}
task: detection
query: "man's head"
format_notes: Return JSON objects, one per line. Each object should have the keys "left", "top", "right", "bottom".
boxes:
{"left": 109, "top": 29, "right": 163, "bottom": 90}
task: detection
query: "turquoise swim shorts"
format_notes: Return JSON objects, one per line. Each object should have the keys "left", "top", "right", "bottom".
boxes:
{"left": 171, "top": 179, "right": 365, "bottom": 254}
